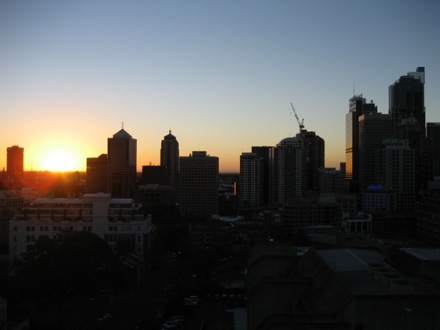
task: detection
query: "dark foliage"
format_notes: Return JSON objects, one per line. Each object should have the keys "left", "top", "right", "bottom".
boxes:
{"left": 11, "top": 231, "right": 117, "bottom": 298}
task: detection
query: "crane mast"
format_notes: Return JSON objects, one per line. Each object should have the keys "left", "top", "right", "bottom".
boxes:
{"left": 290, "top": 102, "right": 304, "bottom": 133}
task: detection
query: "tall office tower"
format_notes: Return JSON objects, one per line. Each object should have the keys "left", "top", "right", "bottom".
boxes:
{"left": 389, "top": 67, "right": 425, "bottom": 143}
{"left": 358, "top": 113, "right": 393, "bottom": 191}
{"left": 251, "top": 146, "right": 271, "bottom": 206}
{"left": 376, "top": 139, "right": 415, "bottom": 212}
{"left": 7, "top": 145, "right": 24, "bottom": 176}
{"left": 160, "top": 130, "right": 179, "bottom": 189}
{"left": 270, "top": 137, "right": 305, "bottom": 205}
{"left": 179, "top": 151, "right": 219, "bottom": 220}
{"left": 427, "top": 123, "right": 440, "bottom": 177}
{"left": 296, "top": 130, "right": 325, "bottom": 192}
{"left": 345, "top": 95, "right": 377, "bottom": 192}
{"left": 86, "top": 154, "right": 107, "bottom": 193}
{"left": 239, "top": 152, "right": 263, "bottom": 209}
{"left": 107, "top": 129, "right": 137, "bottom": 198}
{"left": 389, "top": 67, "right": 426, "bottom": 193}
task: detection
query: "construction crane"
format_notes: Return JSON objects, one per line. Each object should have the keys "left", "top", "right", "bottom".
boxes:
{"left": 290, "top": 102, "right": 304, "bottom": 133}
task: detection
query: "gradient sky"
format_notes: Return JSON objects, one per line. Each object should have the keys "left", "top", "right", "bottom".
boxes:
{"left": 1, "top": 0, "right": 440, "bottom": 172}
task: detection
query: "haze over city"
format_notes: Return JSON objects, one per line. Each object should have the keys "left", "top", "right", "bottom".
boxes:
{"left": 1, "top": 0, "right": 440, "bottom": 172}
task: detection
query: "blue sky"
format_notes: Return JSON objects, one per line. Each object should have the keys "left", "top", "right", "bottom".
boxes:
{"left": 1, "top": 0, "right": 439, "bottom": 172}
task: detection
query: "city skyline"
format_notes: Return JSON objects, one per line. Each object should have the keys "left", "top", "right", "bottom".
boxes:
{"left": 1, "top": 1, "right": 440, "bottom": 172}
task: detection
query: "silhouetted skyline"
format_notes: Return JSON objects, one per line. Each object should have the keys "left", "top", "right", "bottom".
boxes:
{"left": 1, "top": 1, "right": 440, "bottom": 172}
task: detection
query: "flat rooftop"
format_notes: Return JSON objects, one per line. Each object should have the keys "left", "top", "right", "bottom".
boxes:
{"left": 315, "top": 248, "right": 440, "bottom": 295}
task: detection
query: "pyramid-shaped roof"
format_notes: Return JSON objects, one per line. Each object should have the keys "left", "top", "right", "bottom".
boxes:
{"left": 113, "top": 129, "right": 132, "bottom": 139}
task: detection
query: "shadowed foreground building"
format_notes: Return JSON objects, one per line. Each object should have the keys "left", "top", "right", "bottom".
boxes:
{"left": 246, "top": 243, "right": 440, "bottom": 330}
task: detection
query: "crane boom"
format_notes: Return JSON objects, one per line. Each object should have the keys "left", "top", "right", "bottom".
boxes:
{"left": 290, "top": 102, "right": 304, "bottom": 133}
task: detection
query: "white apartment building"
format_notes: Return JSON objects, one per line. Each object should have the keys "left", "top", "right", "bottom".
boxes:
{"left": 9, "top": 193, "right": 153, "bottom": 265}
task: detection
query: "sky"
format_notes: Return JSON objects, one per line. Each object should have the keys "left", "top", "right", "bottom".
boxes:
{"left": 1, "top": 0, "right": 440, "bottom": 173}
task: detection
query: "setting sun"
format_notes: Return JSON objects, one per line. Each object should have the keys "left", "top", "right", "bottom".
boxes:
{"left": 40, "top": 149, "right": 81, "bottom": 172}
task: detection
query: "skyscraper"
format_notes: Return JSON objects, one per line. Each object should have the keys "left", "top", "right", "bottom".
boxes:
{"left": 86, "top": 154, "right": 107, "bottom": 193}
{"left": 389, "top": 67, "right": 425, "bottom": 144}
{"left": 376, "top": 139, "right": 415, "bottom": 212}
{"left": 270, "top": 137, "right": 304, "bottom": 205}
{"left": 345, "top": 95, "right": 377, "bottom": 192}
{"left": 427, "top": 122, "right": 440, "bottom": 177}
{"left": 7, "top": 145, "right": 24, "bottom": 176}
{"left": 160, "top": 130, "right": 179, "bottom": 189}
{"left": 107, "top": 129, "right": 137, "bottom": 198}
{"left": 251, "top": 146, "right": 271, "bottom": 206}
{"left": 389, "top": 67, "right": 426, "bottom": 193}
{"left": 179, "top": 151, "right": 218, "bottom": 220}
{"left": 358, "top": 112, "right": 393, "bottom": 191}
{"left": 239, "top": 152, "right": 263, "bottom": 209}
{"left": 296, "top": 130, "right": 325, "bottom": 192}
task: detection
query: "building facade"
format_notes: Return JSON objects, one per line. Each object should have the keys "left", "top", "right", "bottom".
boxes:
{"left": 427, "top": 122, "right": 440, "bottom": 177}
{"left": 389, "top": 67, "right": 426, "bottom": 194}
{"left": 318, "top": 165, "right": 346, "bottom": 194}
{"left": 251, "top": 146, "right": 272, "bottom": 206}
{"left": 296, "top": 130, "right": 325, "bottom": 193}
{"left": 178, "top": 151, "right": 219, "bottom": 220}
{"left": 375, "top": 139, "right": 415, "bottom": 212}
{"left": 270, "top": 137, "right": 305, "bottom": 205}
{"left": 107, "top": 129, "right": 137, "bottom": 198}
{"left": 86, "top": 154, "right": 107, "bottom": 193}
{"left": 389, "top": 67, "right": 425, "bottom": 143}
{"left": 358, "top": 112, "right": 393, "bottom": 191}
{"left": 6, "top": 145, "right": 24, "bottom": 176}
{"left": 9, "top": 193, "right": 153, "bottom": 266}
{"left": 345, "top": 95, "right": 377, "bottom": 192}
{"left": 239, "top": 152, "right": 263, "bottom": 209}
{"left": 160, "top": 130, "right": 179, "bottom": 189}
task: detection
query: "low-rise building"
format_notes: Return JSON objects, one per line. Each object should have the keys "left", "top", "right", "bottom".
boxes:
{"left": 247, "top": 245, "right": 440, "bottom": 329}
{"left": 9, "top": 193, "right": 154, "bottom": 266}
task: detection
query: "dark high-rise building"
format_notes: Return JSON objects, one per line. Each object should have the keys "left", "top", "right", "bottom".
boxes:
{"left": 427, "top": 122, "right": 440, "bottom": 178}
{"left": 269, "top": 137, "right": 305, "bottom": 205}
{"left": 389, "top": 67, "right": 425, "bottom": 144}
{"left": 141, "top": 165, "right": 166, "bottom": 185}
{"left": 107, "top": 129, "right": 137, "bottom": 198}
{"left": 251, "top": 146, "right": 271, "bottom": 206}
{"left": 296, "top": 130, "right": 325, "bottom": 192}
{"left": 86, "top": 154, "right": 107, "bottom": 193}
{"left": 160, "top": 130, "right": 179, "bottom": 189}
{"left": 345, "top": 95, "right": 377, "bottom": 192}
{"left": 376, "top": 139, "right": 415, "bottom": 212}
{"left": 358, "top": 113, "right": 393, "bottom": 191}
{"left": 7, "top": 145, "right": 24, "bottom": 176}
{"left": 389, "top": 67, "right": 426, "bottom": 193}
{"left": 239, "top": 152, "right": 263, "bottom": 209}
{"left": 179, "top": 151, "right": 219, "bottom": 220}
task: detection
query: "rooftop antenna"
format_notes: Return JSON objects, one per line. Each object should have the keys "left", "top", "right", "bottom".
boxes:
{"left": 122, "top": 121, "right": 124, "bottom": 129}
{"left": 353, "top": 81, "right": 355, "bottom": 96}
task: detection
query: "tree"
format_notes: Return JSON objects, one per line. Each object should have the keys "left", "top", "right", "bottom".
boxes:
{"left": 15, "top": 231, "right": 116, "bottom": 297}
